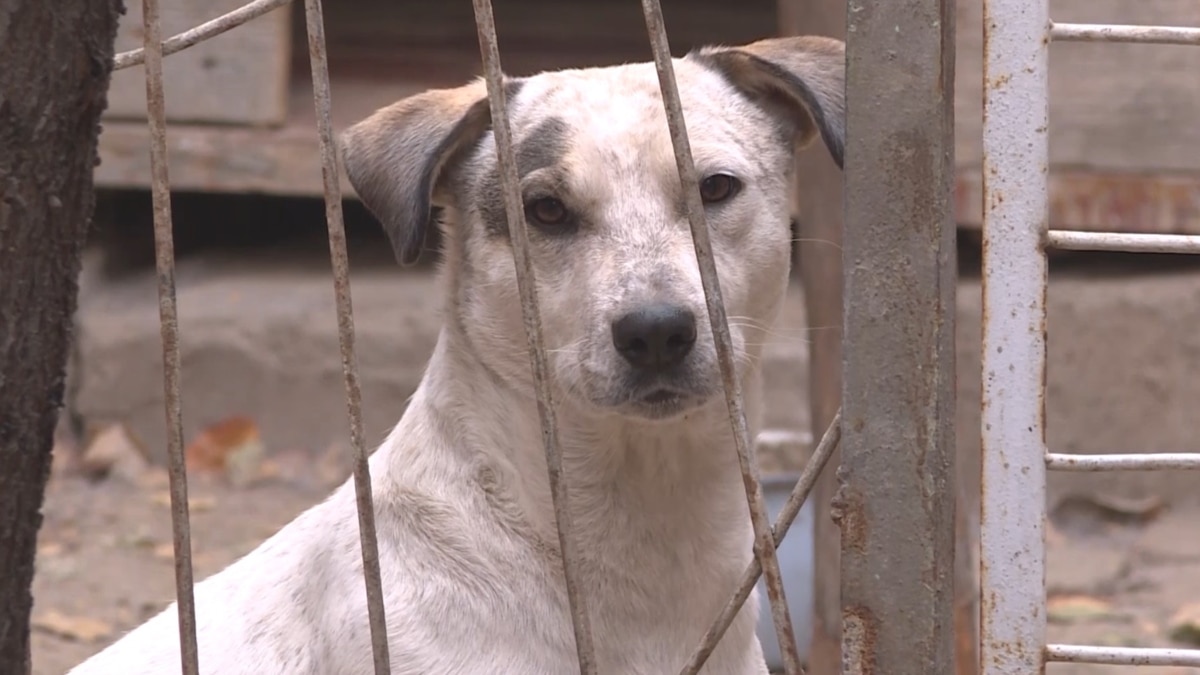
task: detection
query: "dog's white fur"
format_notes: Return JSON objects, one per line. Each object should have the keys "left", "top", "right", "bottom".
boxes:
{"left": 69, "top": 36, "right": 844, "bottom": 675}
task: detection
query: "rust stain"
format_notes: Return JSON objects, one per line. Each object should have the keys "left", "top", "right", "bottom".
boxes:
{"left": 832, "top": 481, "right": 867, "bottom": 554}
{"left": 842, "top": 605, "right": 879, "bottom": 675}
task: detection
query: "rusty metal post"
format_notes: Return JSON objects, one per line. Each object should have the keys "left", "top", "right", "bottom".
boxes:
{"left": 840, "top": 0, "right": 957, "bottom": 673}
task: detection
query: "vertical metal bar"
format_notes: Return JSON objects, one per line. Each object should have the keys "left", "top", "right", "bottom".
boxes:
{"left": 841, "top": 0, "right": 957, "bottom": 674}
{"left": 141, "top": 0, "right": 200, "bottom": 672}
{"left": 468, "top": 2, "right": 598, "bottom": 673}
{"left": 301, "top": 0, "right": 391, "bottom": 671}
{"left": 679, "top": 411, "right": 843, "bottom": 675}
{"left": 637, "top": 2, "right": 803, "bottom": 672}
{"left": 979, "top": 0, "right": 1049, "bottom": 669}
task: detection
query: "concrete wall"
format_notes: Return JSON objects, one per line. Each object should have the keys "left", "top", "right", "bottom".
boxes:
{"left": 69, "top": 247, "right": 1200, "bottom": 505}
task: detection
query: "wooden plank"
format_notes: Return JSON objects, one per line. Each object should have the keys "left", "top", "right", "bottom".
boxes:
{"left": 95, "top": 69, "right": 1200, "bottom": 241}
{"left": 956, "top": 168, "right": 1200, "bottom": 233}
{"left": 314, "top": 0, "right": 775, "bottom": 78}
{"left": 956, "top": 0, "right": 1200, "bottom": 173}
{"left": 96, "top": 72, "right": 414, "bottom": 195}
{"left": 106, "top": 0, "right": 291, "bottom": 126}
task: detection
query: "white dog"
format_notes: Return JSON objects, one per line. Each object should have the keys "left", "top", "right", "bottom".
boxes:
{"left": 69, "top": 35, "right": 844, "bottom": 675}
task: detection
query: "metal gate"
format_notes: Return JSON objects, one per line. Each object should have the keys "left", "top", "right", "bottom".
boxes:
{"left": 980, "top": 1, "right": 1200, "bottom": 672}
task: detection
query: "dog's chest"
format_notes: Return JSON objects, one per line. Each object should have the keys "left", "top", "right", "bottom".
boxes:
{"left": 558, "top": 488, "right": 759, "bottom": 672}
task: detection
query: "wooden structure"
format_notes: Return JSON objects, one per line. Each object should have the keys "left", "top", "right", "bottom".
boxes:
{"left": 97, "top": 0, "right": 778, "bottom": 196}
{"left": 107, "top": 0, "right": 291, "bottom": 125}
{"left": 98, "top": 0, "right": 1200, "bottom": 236}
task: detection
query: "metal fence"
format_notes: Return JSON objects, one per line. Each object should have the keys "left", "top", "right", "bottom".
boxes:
{"left": 979, "top": 2, "right": 1200, "bottom": 673}
{"left": 94, "top": 0, "right": 1200, "bottom": 672}
{"left": 113, "top": 0, "right": 848, "bottom": 673}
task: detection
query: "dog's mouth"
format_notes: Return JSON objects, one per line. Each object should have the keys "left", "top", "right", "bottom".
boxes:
{"left": 620, "top": 384, "right": 704, "bottom": 420}
{"left": 641, "top": 388, "right": 681, "bottom": 405}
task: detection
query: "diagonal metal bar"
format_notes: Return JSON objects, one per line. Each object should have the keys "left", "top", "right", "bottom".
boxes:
{"left": 469, "top": 2, "right": 598, "bottom": 673}
{"left": 301, "top": 0, "right": 391, "bottom": 671}
{"left": 116, "top": 0, "right": 293, "bottom": 71}
{"left": 638, "top": 3, "right": 806, "bottom": 667}
{"left": 679, "top": 411, "right": 843, "bottom": 675}
{"left": 637, "top": 4, "right": 803, "bottom": 672}
{"left": 141, "top": 0, "right": 200, "bottom": 672}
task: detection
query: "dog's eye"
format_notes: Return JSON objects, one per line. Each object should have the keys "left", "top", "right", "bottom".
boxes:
{"left": 526, "top": 197, "right": 570, "bottom": 228}
{"left": 698, "top": 174, "right": 740, "bottom": 204}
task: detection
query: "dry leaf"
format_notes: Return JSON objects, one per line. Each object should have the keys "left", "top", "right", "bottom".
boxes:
{"left": 38, "top": 542, "right": 65, "bottom": 557}
{"left": 80, "top": 423, "right": 150, "bottom": 482}
{"left": 135, "top": 467, "right": 170, "bottom": 489}
{"left": 185, "top": 416, "right": 266, "bottom": 487}
{"left": 317, "top": 442, "right": 353, "bottom": 488}
{"left": 149, "top": 492, "right": 215, "bottom": 513}
{"left": 1047, "top": 595, "right": 1115, "bottom": 624}
{"left": 33, "top": 610, "right": 113, "bottom": 643}
{"left": 116, "top": 530, "right": 157, "bottom": 550}
{"left": 51, "top": 435, "right": 81, "bottom": 477}
{"left": 1137, "top": 618, "right": 1161, "bottom": 636}
{"left": 1169, "top": 603, "right": 1200, "bottom": 646}
{"left": 1045, "top": 520, "right": 1067, "bottom": 548}
{"left": 255, "top": 458, "right": 283, "bottom": 482}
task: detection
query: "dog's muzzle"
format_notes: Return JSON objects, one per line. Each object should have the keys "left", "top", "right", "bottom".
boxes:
{"left": 609, "top": 303, "right": 704, "bottom": 415}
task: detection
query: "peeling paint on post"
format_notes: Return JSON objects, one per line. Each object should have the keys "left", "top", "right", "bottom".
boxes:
{"left": 979, "top": 0, "right": 1049, "bottom": 671}
{"left": 841, "top": 1, "right": 957, "bottom": 675}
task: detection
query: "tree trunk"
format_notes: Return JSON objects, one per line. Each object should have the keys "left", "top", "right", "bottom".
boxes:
{"left": 0, "top": 0, "right": 122, "bottom": 672}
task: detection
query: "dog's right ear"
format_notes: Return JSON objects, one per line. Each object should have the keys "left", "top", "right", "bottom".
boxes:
{"left": 340, "top": 81, "right": 495, "bottom": 265}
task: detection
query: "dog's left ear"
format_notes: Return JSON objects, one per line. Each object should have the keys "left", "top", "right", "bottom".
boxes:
{"left": 690, "top": 36, "right": 845, "bottom": 170}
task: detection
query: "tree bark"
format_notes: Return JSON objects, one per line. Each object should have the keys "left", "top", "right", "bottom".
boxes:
{"left": 0, "top": 0, "right": 122, "bottom": 672}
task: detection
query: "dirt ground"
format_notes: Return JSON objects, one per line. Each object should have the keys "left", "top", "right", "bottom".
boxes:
{"left": 29, "top": 436, "right": 1200, "bottom": 675}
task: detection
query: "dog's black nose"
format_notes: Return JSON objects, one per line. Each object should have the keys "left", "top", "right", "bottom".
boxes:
{"left": 611, "top": 304, "right": 697, "bottom": 370}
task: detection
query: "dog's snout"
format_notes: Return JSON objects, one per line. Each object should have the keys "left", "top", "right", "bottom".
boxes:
{"left": 611, "top": 304, "right": 697, "bottom": 371}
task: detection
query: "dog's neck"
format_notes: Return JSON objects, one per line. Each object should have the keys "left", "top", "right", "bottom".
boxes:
{"left": 392, "top": 325, "right": 760, "bottom": 556}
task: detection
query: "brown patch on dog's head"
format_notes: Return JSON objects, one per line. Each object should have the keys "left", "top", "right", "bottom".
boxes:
{"left": 689, "top": 36, "right": 845, "bottom": 168}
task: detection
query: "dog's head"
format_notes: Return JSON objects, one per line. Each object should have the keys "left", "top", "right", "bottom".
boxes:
{"left": 342, "top": 36, "right": 844, "bottom": 422}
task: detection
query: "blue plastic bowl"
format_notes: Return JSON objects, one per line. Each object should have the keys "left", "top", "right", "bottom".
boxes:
{"left": 754, "top": 472, "right": 815, "bottom": 669}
